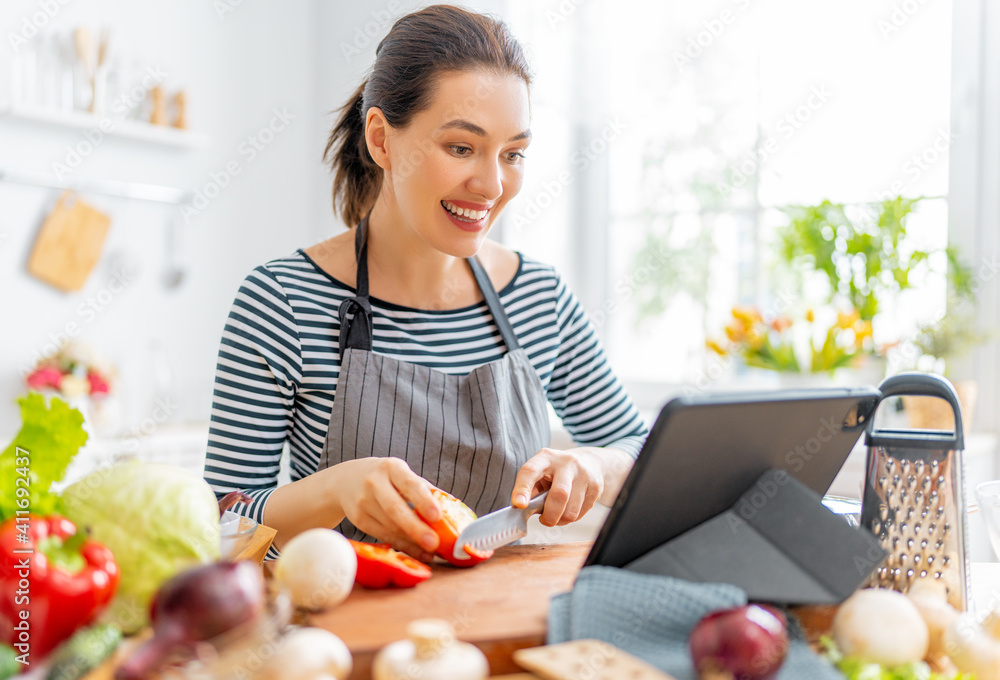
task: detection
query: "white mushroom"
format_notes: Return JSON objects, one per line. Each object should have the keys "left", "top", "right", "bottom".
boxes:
{"left": 944, "top": 614, "right": 1000, "bottom": 680}
{"left": 832, "top": 588, "right": 929, "bottom": 666}
{"left": 255, "top": 627, "right": 353, "bottom": 680}
{"left": 907, "top": 580, "right": 960, "bottom": 662}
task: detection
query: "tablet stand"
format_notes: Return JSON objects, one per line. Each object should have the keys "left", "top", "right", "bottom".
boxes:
{"left": 623, "top": 469, "right": 887, "bottom": 605}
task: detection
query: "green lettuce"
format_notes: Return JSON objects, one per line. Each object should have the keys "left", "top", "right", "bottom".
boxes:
{"left": 62, "top": 462, "right": 221, "bottom": 633}
{"left": 822, "top": 637, "right": 976, "bottom": 680}
{"left": 0, "top": 393, "right": 88, "bottom": 523}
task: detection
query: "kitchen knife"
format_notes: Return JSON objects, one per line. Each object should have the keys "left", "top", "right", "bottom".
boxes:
{"left": 453, "top": 491, "right": 549, "bottom": 559}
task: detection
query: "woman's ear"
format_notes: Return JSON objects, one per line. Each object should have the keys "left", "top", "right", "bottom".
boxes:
{"left": 365, "top": 107, "right": 391, "bottom": 171}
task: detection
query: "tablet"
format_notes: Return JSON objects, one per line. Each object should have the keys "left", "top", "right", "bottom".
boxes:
{"left": 584, "top": 387, "right": 881, "bottom": 570}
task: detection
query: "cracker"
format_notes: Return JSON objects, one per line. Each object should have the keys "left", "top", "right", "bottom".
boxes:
{"left": 513, "top": 639, "right": 677, "bottom": 680}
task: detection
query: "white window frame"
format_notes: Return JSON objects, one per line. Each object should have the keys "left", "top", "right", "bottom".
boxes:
{"left": 949, "top": 0, "right": 1000, "bottom": 433}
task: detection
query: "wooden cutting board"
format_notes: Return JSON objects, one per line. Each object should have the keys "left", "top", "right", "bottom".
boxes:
{"left": 28, "top": 191, "right": 111, "bottom": 292}
{"left": 309, "top": 542, "right": 591, "bottom": 679}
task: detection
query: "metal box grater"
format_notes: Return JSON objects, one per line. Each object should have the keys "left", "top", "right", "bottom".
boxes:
{"left": 860, "top": 372, "right": 969, "bottom": 611}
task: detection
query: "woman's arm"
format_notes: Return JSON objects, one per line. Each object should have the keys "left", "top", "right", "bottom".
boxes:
{"left": 263, "top": 457, "right": 442, "bottom": 558}
{"left": 511, "top": 269, "right": 649, "bottom": 524}
{"left": 204, "top": 266, "right": 303, "bottom": 558}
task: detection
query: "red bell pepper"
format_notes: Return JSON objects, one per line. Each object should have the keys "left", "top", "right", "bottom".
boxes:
{"left": 418, "top": 489, "right": 494, "bottom": 568}
{"left": 350, "top": 541, "right": 433, "bottom": 588}
{"left": 0, "top": 515, "right": 120, "bottom": 661}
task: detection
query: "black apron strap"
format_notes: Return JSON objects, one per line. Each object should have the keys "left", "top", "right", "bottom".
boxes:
{"left": 338, "top": 217, "right": 374, "bottom": 357}
{"left": 468, "top": 255, "right": 521, "bottom": 352}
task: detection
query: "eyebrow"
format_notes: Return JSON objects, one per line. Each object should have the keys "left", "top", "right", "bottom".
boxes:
{"left": 439, "top": 119, "right": 532, "bottom": 142}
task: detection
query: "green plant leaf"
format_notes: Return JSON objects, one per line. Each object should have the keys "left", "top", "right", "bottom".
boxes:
{"left": 0, "top": 392, "right": 89, "bottom": 522}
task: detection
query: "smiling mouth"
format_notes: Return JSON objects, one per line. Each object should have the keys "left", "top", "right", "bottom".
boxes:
{"left": 441, "top": 200, "right": 489, "bottom": 222}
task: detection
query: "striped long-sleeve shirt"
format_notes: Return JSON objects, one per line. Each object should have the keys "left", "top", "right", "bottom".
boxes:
{"left": 204, "top": 249, "right": 649, "bottom": 534}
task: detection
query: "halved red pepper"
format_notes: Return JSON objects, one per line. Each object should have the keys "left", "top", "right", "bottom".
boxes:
{"left": 350, "top": 541, "right": 432, "bottom": 589}
{"left": 0, "top": 515, "right": 119, "bottom": 661}
{"left": 418, "top": 489, "right": 494, "bottom": 568}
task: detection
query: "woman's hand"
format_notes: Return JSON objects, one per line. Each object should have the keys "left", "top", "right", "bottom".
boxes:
{"left": 329, "top": 457, "right": 442, "bottom": 561}
{"left": 511, "top": 447, "right": 606, "bottom": 526}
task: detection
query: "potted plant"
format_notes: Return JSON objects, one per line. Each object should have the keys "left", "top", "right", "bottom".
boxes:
{"left": 775, "top": 196, "right": 973, "bottom": 321}
{"left": 769, "top": 196, "right": 974, "bottom": 381}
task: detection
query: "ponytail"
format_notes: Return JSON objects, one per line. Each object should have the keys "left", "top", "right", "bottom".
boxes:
{"left": 324, "top": 81, "right": 381, "bottom": 228}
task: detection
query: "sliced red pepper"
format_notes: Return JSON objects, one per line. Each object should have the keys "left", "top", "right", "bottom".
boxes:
{"left": 418, "top": 489, "right": 494, "bottom": 568}
{"left": 350, "top": 541, "right": 432, "bottom": 589}
{"left": 0, "top": 515, "right": 119, "bottom": 661}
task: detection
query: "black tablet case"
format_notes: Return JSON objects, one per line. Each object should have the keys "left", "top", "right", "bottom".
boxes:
{"left": 585, "top": 388, "right": 887, "bottom": 605}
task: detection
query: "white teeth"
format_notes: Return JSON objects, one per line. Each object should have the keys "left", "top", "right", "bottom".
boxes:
{"left": 442, "top": 200, "right": 488, "bottom": 221}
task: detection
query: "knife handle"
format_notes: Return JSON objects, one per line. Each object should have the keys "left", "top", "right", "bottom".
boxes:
{"left": 525, "top": 490, "right": 548, "bottom": 516}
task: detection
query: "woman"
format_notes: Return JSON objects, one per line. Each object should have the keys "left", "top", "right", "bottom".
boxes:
{"left": 204, "top": 5, "right": 648, "bottom": 560}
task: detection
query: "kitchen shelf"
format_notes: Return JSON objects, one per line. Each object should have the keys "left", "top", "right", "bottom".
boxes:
{"left": 0, "top": 166, "right": 192, "bottom": 204}
{"left": 0, "top": 104, "right": 210, "bottom": 149}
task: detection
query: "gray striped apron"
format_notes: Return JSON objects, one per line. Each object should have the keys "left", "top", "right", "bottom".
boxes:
{"left": 318, "top": 218, "right": 551, "bottom": 542}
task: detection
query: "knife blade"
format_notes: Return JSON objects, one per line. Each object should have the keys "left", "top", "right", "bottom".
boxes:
{"left": 453, "top": 491, "right": 549, "bottom": 559}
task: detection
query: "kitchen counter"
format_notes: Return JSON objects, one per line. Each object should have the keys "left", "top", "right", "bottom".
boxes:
{"left": 71, "top": 541, "right": 1000, "bottom": 680}
{"left": 309, "top": 542, "right": 590, "bottom": 679}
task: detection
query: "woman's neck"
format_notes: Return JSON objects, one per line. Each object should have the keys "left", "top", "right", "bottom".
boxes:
{"left": 365, "top": 196, "right": 475, "bottom": 309}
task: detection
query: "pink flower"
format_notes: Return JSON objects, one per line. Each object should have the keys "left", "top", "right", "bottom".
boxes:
{"left": 87, "top": 370, "right": 111, "bottom": 395}
{"left": 26, "top": 366, "right": 63, "bottom": 390}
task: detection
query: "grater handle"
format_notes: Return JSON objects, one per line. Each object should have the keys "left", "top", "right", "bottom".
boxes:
{"left": 866, "top": 372, "right": 964, "bottom": 449}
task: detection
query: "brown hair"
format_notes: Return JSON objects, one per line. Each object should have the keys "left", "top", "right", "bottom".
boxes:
{"left": 323, "top": 4, "right": 532, "bottom": 227}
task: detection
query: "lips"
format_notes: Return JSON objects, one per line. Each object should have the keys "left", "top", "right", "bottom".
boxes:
{"left": 441, "top": 201, "right": 490, "bottom": 232}
{"left": 441, "top": 200, "right": 490, "bottom": 221}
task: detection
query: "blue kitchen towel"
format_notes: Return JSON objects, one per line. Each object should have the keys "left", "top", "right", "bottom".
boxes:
{"left": 548, "top": 566, "right": 842, "bottom": 680}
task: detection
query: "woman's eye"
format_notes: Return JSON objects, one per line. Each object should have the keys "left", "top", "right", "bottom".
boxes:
{"left": 450, "top": 145, "right": 473, "bottom": 156}
{"left": 505, "top": 151, "right": 526, "bottom": 163}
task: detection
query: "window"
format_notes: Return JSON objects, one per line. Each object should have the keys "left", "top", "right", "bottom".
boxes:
{"left": 502, "top": 0, "right": 954, "bottom": 406}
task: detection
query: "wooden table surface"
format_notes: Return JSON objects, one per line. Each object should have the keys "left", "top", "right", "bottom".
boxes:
{"left": 308, "top": 542, "right": 592, "bottom": 679}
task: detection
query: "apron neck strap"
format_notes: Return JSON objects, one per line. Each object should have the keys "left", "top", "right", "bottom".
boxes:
{"left": 354, "top": 215, "right": 371, "bottom": 299}
{"left": 467, "top": 255, "right": 520, "bottom": 352}
{"left": 341, "top": 216, "right": 521, "bottom": 354}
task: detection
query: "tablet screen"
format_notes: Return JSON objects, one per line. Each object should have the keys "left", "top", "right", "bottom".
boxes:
{"left": 585, "top": 387, "right": 881, "bottom": 570}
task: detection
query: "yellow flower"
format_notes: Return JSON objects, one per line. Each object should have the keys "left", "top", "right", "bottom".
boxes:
{"left": 805, "top": 308, "right": 816, "bottom": 323}
{"left": 731, "top": 305, "right": 761, "bottom": 327}
{"left": 836, "top": 309, "right": 860, "bottom": 329}
{"left": 854, "top": 320, "right": 873, "bottom": 345}
{"left": 746, "top": 329, "right": 766, "bottom": 351}
{"left": 724, "top": 324, "right": 745, "bottom": 343}
{"left": 706, "top": 339, "right": 728, "bottom": 356}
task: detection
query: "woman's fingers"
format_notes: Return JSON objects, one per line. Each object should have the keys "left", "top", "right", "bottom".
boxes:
{"left": 539, "top": 466, "right": 575, "bottom": 526}
{"left": 512, "top": 453, "right": 551, "bottom": 508}
{"left": 388, "top": 460, "right": 442, "bottom": 524}
{"left": 354, "top": 514, "right": 434, "bottom": 562}
{"left": 373, "top": 460, "right": 440, "bottom": 552}
{"left": 578, "top": 479, "right": 602, "bottom": 521}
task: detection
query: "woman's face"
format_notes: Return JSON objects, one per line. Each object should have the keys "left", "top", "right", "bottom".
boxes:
{"left": 375, "top": 69, "right": 531, "bottom": 258}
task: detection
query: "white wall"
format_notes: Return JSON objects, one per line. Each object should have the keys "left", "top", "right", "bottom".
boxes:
{"left": 0, "top": 0, "right": 510, "bottom": 438}
{"left": 0, "top": 0, "right": 325, "bottom": 434}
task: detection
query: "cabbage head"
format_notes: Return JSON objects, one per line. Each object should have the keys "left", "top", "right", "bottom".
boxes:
{"left": 63, "top": 461, "right": 221, "bottom": 633}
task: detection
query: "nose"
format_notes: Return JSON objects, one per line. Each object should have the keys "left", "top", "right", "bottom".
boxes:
{"left": 467, "top": 155, "right": 504, "bottom": 202}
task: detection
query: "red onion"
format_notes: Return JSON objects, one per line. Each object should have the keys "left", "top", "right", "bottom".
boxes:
{"left": 689, "top": 604, "right": 789, "bottom": 680}
{"left": 115, "top": 561, "right": 266, "bottom": 680}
